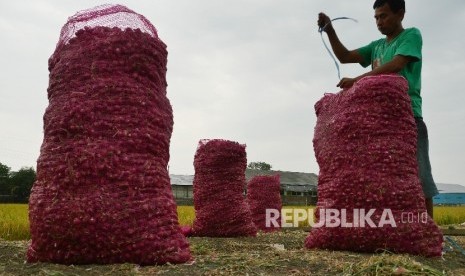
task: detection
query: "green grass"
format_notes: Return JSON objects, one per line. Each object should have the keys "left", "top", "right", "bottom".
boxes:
{"left": 1, "top": 204, "right": 465, "bottom": 241}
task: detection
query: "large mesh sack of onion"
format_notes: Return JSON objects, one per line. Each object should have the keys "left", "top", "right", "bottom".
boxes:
{"left": 192, "top": 139, "right": 257, "bottom": 237}
{"left": 27, "top": 4, "right": 191, "bottom": 265}
{"left": 305, "top": 75, "right": 443, "bottom": 257}
{"left": 246, "top": 175, "right": 282, "bottom": 231}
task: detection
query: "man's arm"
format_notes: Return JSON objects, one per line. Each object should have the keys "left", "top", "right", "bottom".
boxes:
{"left": 318, "top": 13, "right": 364, "bottom": 64}
{"left": 337, "top": 55, "right": 415, "bottom": 88}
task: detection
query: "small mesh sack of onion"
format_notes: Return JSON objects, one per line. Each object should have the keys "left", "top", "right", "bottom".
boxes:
{"left": 246, "top": 175, "right": 282, "bottom": 231}
{"left": 192, "top": 139, "right": 257, "bottom": 237}
{"left": 27, "top": 4, "right": 191, "bottom": 265}
{"left": 305, "top": 75, "right": 443, "bottom": 257}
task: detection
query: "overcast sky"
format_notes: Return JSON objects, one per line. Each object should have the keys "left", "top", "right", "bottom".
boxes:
{"left": 0, "top": 1, "right": 464, "bottom": 186}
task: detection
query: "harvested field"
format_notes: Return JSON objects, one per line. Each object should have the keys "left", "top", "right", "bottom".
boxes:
{"left": 1, "top": 230, "right": 465, "bottom": 275}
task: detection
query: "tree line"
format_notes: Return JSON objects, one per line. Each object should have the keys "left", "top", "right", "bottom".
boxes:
{"left": 0, "top": 161, "right": 271, "bottom": 203}
{"left": 0, "top": 162, "right": 36, "bottom": 203}
{"left": 247, "top": 162, "right": 272, "bottom": 171}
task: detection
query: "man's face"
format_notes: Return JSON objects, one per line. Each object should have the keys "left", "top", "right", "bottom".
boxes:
{"left": 374, "top": 3, "right": 404, "bottom": 35}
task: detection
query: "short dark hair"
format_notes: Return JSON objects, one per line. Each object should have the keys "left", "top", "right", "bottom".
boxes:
{"left": 373, "top": 0, "right": 405, "bottom": 13}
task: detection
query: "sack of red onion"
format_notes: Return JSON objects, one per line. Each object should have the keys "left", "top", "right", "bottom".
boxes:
{"left": 246, "top": 174, "right": 282, "bottom": 231}
{"left": 192, "top": 139, "right": 257, "bottom": 237}
{"left": 305, "top": 75, "right": 443, "bottom": 257}
{"left": 27, "top": 4, "right": 191, "bottom": 265}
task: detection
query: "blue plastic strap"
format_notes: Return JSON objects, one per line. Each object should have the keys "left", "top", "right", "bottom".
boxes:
{"left": 445, "top": 236, "right": 465, "bottom": 257}
{"left": 318, "top": 17, "right": 358, "bottom": 80}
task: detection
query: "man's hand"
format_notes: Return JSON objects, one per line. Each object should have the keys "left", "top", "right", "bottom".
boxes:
{"left": 318, "top": 12, "right": 333, "bottom": 33}
{"left": 337, "top": 77, "right": 358, "bottom": 89}
{"left": 335, "top": 55, "right": 414, "bottom": 90}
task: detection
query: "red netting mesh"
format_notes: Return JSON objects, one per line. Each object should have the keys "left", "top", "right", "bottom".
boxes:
{"left": 27, "top": 4, "right": 191, "bottom": 265}
{"left": 192, "top": 139, "right": 257, "bottom": 237}
{"left": 305, "top": 75, "right": 443, "bottom": 257}
{"left": 52, "top": 4, "right": 159, "bottom": 61}
{"left": 246, "top": 175, "right": 282, "bottom": 231}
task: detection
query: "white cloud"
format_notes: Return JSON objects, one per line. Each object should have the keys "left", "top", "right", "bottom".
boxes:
{"left": 0, "top": 0, "right": 463, "bottom": 185}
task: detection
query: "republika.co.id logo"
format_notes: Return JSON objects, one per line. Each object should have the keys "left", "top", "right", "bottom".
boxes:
{"left": 265, "top": 208, "right": 429, "bottom": 228}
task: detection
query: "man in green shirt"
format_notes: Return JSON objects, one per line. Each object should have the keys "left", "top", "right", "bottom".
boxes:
{"left": 318, "top": 0, "right": 438, "bottom": 216}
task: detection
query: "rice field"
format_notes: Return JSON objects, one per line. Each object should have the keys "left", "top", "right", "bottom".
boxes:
{"left": 0, "top": 204, "right": 30, "bottom": 240}
{"left": 434, "top": 206, "right": 465, "bottom": 225}
{"left": 1, "top": 204, "right": 465, "bottom": 241}
{"left": 177, "top": 205, "right": 196, "bottom": 226}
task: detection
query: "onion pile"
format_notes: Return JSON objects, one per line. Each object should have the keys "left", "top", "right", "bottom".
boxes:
{"left": 246, "top": 175, "right": 282, "bottom": 231}
{"left": 192, "top": 139, "right": 257, "bottom": 237}
{"left": 305, "top": 75, "right": 443, "bottom": 257}
{"left": 27, "top": 5, "right": 191, "bottom": 265}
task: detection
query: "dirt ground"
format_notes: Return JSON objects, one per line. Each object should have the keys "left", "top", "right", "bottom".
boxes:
{"left": 1, "top": 229, "right": 465, "bottom": 275}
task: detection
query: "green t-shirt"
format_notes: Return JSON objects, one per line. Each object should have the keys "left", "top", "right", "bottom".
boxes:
{"left": 357, "top": 28, "right": 423, "bottom": 117}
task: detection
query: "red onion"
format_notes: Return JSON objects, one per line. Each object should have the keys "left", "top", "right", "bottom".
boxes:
{"left": 192, "top": 139, "right": 257, "bottom": 237}
{"left": 27, "top": 4, "right": 191, "bottom": 265}
{"left": 246, "top": 175, "right": 282, "bottom": 231}
{"left": 305, "top": 75, "right": 443, "bottom": 257}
